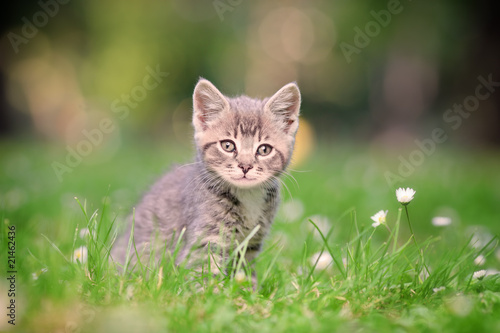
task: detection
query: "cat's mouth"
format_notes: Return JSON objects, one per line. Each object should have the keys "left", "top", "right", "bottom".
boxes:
{"left": 231, "top": 176, "right": 256, "bottom": 181}
{"left": 229, "top": 175, "right": 262, "bottom": 187}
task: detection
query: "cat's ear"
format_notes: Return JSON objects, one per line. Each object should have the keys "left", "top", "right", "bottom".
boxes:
{"left": 193, "top": 78, "right": 229, "bottom": 131}
{"left": 265, "top": 82, "right": 301, "bottom": 134}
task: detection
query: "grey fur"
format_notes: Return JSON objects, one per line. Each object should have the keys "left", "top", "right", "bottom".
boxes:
{"left": 111, "top": 78, "right": 301, "bottom": 273}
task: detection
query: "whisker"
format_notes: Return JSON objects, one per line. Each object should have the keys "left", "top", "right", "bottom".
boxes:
{"left": 272, "top": 175, "right": 293, "bottom": 201}
{"left": 259, "top": 179, "right": 273, "bottom": 193}
{"left": 212, "top": 177, "right": 226, "bottom": 195}
{"left": 196, "top": 172, "right": 214, "bottom": 191}
{"left": 280, "top": 170, "right": 299, "bottom": 190}
{"left": 286, "top": 167, "right": 311, "bottom": 173}
{"left": 176, "top": 160, "right": 203, "bottom": 170}
{"left": 188, "top": 170, "right": 217, "bottom": 200}
{"left": 184, "top": 169, "right": 209, "bottom": 190}
{"left": 198, "top": 171, "right": 221, "bottom": 194}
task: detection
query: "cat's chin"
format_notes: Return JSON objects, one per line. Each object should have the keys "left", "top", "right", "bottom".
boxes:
{"left": 227, "top": 176, "right": 262, "bottom": 189}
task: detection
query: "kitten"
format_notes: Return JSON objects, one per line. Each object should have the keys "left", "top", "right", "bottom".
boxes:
{"left": 111, "top": 78, "right": 301, "bottom": 275}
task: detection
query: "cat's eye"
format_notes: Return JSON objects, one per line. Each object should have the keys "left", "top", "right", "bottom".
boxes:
{"left": 220, "top": 140, "right": 236, "bottom": 153}
{"left": 257, "top": 144, "right": 273, "bottom": 156}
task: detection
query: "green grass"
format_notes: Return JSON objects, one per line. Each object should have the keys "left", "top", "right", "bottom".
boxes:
{"left": 1, "top": 138, "right": 500, "bottom": 332}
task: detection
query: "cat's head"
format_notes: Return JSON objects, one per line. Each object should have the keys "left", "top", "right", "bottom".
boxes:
{"left": 192, "top": 78, "right": 301, "bottom": 188}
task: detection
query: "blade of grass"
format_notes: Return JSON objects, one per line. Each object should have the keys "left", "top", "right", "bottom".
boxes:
{"left": 41, "top": 234, "right": 71, "bottom": 264}
{"left": 309, "top": 219, "right": 346, "bottom": 279}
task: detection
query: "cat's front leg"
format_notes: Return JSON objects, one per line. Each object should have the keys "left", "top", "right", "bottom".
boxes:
{"left": 186, "top": 236, "right": 228, "bottom": 276}
{"left": 244, "top": 243, "right": 261, "bottom": 290}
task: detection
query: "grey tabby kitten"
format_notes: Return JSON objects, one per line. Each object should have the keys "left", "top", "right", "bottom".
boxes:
{"left": 111, "top": 78, "right": 301, "bottom": 275}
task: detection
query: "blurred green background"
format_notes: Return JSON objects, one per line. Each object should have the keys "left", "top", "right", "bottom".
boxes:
{"left": 1, "top": 2, "right": 500, "bottom": 331}
{"left": 1, "top": 1, "right": 500, "bottom": 246}
{"left": 2, "top": 0, "right": 500, "bottom": 144}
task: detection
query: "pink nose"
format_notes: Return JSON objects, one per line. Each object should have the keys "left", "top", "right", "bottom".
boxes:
{"left": 238, "top": 164, "right": 253, "bottom": 174}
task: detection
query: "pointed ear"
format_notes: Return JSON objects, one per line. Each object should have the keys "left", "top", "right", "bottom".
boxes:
{"left": 193, "top": 78, "right": 229, "bottom": 131}
{"left": 265, "top": 82, "right": 301, "bottom": 134}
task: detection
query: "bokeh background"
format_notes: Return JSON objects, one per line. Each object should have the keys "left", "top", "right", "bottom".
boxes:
{"left": 1, "top": 0, "right": 500, "bottom": 240}
{"left": 2, "top": 2, "right": 500, "bottom": 331}
{"left": 2, "top": 0, "right": 500, "bottom": 145}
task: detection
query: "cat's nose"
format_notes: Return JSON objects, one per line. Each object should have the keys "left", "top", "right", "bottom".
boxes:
{"left": 238, "top": 164, "right": 253, "bottom": 174}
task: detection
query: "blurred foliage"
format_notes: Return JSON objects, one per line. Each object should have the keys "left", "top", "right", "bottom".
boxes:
{"left": 1, "top": 0, "right": 499, "bottom": 146}
{"left": 1, "top": 1, "right": 500, "bottom": 326}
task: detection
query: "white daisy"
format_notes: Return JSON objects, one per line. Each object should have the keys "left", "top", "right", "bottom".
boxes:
{"left": 280, "top": 199, "right": 304, "bottom": 222}
{"left": 307, "top": 215, "right": 331, "bottom": 241}
{"left": 396, "top": 187, "right": 416, "bottom": 204}
{"left": 433, "top": 286, "right": 446, "bottom": 293}
{"left": 79, "top": 228, "right": 90, "bottom": 239}
{"left": 72, "top": 246, "right": 88, "bottom": 264}
{"left": 371, "top": 210, "right": 388, "bottom": 228}
{"left": 474, "top": 255, "right": 486, "bottom": 266}
{"left": 473, "top": 270, "right": 486, "bottom": 279}
{"left": 467, "top": 226, "right": 494, "bottom": 250}
{"left": 310, "top": 251, "right": 333, "bottom": 270}
{"left": 431, "top": 216, "right": 452, "bottom": 227}
{"left": 234, "top": 270, "right": 246, "bottom": 283}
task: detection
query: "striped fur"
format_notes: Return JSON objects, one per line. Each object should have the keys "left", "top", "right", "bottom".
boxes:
{"left": 112, "top": 78, "right": 301, "bottom": 274}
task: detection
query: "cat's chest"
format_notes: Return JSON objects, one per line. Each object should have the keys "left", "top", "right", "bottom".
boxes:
{"left": 234, "top": 188, "right": 267, "bottom": 228}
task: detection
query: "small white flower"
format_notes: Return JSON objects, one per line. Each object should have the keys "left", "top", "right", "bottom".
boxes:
{"left": 396, "top": 187, "right": 416, "bottom": 204}
{"left": 419, "top": 269, "right": 430, "bottom": 281}
{"left": 72, "top": 246, "right": 88, "bottom": 264}
{"left": 307, "top": 215, "right": 331, "bottom": 241}
{"left": 310, "top": 251, "right": 333, "bottom": 270}
{"left": 234, "top": 271, "right": 246, "bottom": 283}
{"left": 432, "top": 216, "right": 452, "bottom": 227}
{"left": 467, "top": 226, "right": 494, "bottom": 250}
{"left": 433, "top": 286, "right": 446, "bottom": 293}
{"left": 79, "top": 228, "right": 90, "bottom": 239}
{"left": 473, "top": 270, "right": 486, "bottom": 279}
{"left": 371, "top": 210, "right": 388, "bottom": 228}
{"left": 280, "top": 199, "right": 304, "bottom": 222}
{"left": 474, "top": 255, "right": 486, "bottom": 266}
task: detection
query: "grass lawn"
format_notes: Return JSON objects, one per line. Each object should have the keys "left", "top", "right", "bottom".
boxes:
{"left": 1, "top": 138, "right": 500, "bottom": 332}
